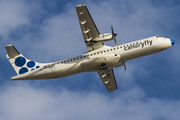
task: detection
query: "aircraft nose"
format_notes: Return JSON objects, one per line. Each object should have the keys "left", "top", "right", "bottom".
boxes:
{"left": 171, "top": 39, "right": 175, "bottom": 46}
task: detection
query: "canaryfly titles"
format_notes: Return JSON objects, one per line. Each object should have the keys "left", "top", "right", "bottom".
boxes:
{"left": 124, "top": 40, "right": 153, "bottom": 51}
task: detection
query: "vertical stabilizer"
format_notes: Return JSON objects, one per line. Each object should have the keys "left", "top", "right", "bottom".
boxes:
{"left": 5, "top": 45, "right": 45, "bottom": 75}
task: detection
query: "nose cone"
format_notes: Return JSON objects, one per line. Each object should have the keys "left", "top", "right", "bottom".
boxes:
{"left": 171, "top": 39, "right": 175, "bottom": 46}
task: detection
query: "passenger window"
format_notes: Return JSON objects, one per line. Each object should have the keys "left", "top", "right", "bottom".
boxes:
{"left": 64, "top": 61, "right": 66, "bottom": 63}
{"left": 107, "top": 50, "right": 109, "bottom": 52}
{"left": 114, "top": 48, "right": 116, "bottom": 50}
{"left": 67, "top": 60, "right": 69, "bottom": 62}
{"left": 74, "top": 58, "right": 76, "bottom": 60}
{"left": 97, "top": 52, "right": 99, "bottom": 54}
{"left": 94, "top": 53, "right": 96, "bottom": 55}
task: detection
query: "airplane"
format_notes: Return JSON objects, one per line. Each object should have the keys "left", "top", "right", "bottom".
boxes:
{"left": 5, "top": 4, "right": 175, "bottom": 92}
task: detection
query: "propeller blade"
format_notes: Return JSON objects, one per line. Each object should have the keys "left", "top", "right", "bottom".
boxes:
{"left": 123, "top": 63, "right": 127, "bottom": 71}
{"left": 111, "top": 25, "right": 114, "bottom": 34}
{"left": 114, "top": 36, "right": 117, "bottom": 46}
{"left": 111, "top": 25, "right": 117, "bottom": 46}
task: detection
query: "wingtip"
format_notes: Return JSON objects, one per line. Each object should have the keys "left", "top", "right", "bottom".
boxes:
{"left": 76, "top": 4, "right": 86, "bottom": 7}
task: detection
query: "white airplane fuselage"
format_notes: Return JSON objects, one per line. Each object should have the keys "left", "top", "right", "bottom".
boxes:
{"left": 11, "top": 36, "right": 174, "bottom": 80}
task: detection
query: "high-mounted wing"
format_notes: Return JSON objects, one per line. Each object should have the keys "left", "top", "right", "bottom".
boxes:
{"left": 76, "top": 5, "right": 104, "bottom": 51}
{"left": 98, "top": 68, "right": 118, "bottom": 92}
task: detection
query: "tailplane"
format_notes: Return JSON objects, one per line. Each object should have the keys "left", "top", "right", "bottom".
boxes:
{"left": 6, "top": 45, "right": 45, "bottom": 75}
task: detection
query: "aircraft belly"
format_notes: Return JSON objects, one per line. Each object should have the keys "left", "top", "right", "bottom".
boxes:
{"left": 80, "top": 54, "right": 121, "bottom": 72}
{"left": 55, "top": 63, "right": 82, "bottom": 78}
{"left": 32, "top": 70, "right": 57, "bottom": 79}
{"left": 80, "top": 58, "right": 105, "bottom": 72}
{"left": 11, "top": 66, "right": 58, "bottom": 80}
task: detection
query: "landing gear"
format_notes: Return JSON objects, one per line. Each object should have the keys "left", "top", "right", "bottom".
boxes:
{"left": 101, "top": 63, "right": 106, "bottom": 67}
{"left": 100, "top": 63, "right": 107, "bottom": 70}
{"left": 101, "top": 68, "right": 107, "bottom": 70}
{"left": 123, "top": 62, "right": 127, "bottom": 71}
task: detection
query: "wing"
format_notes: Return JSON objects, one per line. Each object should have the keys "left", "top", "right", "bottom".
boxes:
{"left": 76, "top": 5, "right": 104, "bottom": 51}
{"left": 97, "top": 68, "right": 118, "bottom": 92}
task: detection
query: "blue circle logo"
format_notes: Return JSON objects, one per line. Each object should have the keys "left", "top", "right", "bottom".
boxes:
{"left": 15, "top": 57, "right": 26, "bottom": 67}
{"left": 14, "top": 56, "right": 40, "bottom": 74}
{"left": 27, "top": 61, "right": 35, "bottom": 68}
{"left": 19, "top": 67, "right": 28, "bottom": 74}
{"left": 36, "top": 66, "right": 40, "bottom": 69}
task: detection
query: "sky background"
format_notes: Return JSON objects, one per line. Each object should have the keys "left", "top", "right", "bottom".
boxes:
{"left": 0, "top": 0, "right": 180, "bottom": 119}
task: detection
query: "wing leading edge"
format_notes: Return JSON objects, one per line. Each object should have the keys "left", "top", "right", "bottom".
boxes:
{"left": 76, "top": 4, "right": 104, "bottom": 51}
{"left": 98, "top": 68, "right": 118, "bottom": 92}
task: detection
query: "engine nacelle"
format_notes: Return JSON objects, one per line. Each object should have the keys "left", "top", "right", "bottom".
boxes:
{"left": 93, "top": 33, "right": 113, "bottom": 42}
{"left": 80, "top": 54, "right": 121, "bottom": 72}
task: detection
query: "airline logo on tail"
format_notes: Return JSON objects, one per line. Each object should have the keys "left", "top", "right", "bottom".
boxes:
{"left": 14, "top": 56, "right": 40, "bottom": 74}
{"left": 6, "top": 45, "right": 42, "bottom": 75}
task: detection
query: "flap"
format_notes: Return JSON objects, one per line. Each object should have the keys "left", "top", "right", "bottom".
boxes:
{"left": 98, "top": 68, "right": 118, "bottom": 92}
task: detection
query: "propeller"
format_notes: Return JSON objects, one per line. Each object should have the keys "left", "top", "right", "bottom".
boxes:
{"left": 123, "top": 62, "right": 127, "bottom": 71}
{"left": 111, "top": 25, "right": 117, "bottom": 46}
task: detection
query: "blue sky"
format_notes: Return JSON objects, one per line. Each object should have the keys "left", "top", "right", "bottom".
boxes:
{"left": 0, "top": 0, "right": 180, "bottom": 119}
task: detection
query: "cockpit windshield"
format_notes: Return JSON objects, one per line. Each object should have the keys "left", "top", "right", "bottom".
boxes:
{"left": 156, "top": 36, "right": 162, "bottom": 38}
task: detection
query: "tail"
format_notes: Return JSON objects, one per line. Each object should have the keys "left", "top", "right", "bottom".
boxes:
{"left": 5, "top": 45, "right": 45, "bottom": 75}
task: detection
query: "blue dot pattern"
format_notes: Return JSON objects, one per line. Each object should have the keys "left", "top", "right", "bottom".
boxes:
{"left": 36, "top": 66, "right": 40, "bottom": 69}
{"left": 14, "top": 56, "right": 40, "bottom": 74}
{"left": 31, "top": 68, "right": 35, "bottom": 71}
{"left": 27, "top": 61, "right": 35, "bottom": 68}
{"left": 15, "top": 57, "right": 26, "bottom": 67}
{"left": 19, "top": 67, "right": 28, "bottom": 74}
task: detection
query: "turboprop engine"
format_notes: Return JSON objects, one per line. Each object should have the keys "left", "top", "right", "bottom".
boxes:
{"left": 92, "top": 25, "right": 118, "bottom": 46}
{"left": 93, "top": 33, "right": 113, "bottom": 42}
